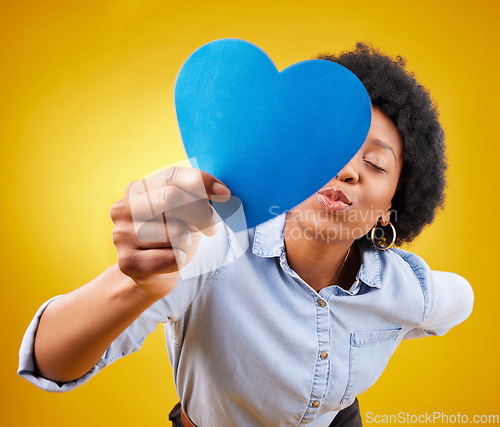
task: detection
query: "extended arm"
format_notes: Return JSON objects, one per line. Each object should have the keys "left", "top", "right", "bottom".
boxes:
{"left": 23, "top": 167, "right": 231, "bottom": 385}
{"left": 33, "top": 264, "right": 175, "bottom": 382}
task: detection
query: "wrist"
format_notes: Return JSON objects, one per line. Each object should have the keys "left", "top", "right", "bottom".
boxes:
{"left": 110, "top": 263, "right": 179, "bottom": 302}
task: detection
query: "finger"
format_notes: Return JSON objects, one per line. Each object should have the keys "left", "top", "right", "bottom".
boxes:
{"left": 130, "top": 186, "right": 219, "bottom": 235}
{"left": 136, "top": 217, "right": 192, "bottom": 248}
{"left": 113, "top": 215, "right": 197, "bottom": 252}
{"left": 129, "top": 166, "right": 231, "bottom": 202}
{"left": 119, "top": 247, "right": 187, "bottom": 277}
{"left": 133, "top": 223, "right": 203, "bottom": 266}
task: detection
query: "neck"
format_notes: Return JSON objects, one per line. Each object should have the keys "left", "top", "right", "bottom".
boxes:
{"left": 283, "top": 211, "right": 359, "bottom": 292}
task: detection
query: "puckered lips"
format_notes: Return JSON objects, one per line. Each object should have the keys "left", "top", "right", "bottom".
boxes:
{"left": 316, "top": 186, "right": 352, "bottom": 213}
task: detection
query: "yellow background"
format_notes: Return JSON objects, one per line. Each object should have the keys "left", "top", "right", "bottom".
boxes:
{"left": 2, "top": 0, "right": 498, "bottom": 425}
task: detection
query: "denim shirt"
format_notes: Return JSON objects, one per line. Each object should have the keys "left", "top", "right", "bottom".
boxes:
{"left": 18, "top": 213, "right": 473, "bottom": 427}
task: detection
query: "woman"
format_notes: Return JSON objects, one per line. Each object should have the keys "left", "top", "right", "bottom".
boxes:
{"left": 18, "top": 43, "right": 473, "bottom": 426}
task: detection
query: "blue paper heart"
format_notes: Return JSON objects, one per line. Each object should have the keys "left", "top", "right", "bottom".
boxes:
{"left": 175, "top": 38, "right": 371, "bottom": 230}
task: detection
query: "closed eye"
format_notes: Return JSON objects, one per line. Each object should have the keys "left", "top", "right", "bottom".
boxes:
{"left": 364, "top": 160, "right": 386, "bottom": 173}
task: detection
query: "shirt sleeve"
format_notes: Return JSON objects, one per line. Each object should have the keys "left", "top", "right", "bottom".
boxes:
{"left": 17, "top": 294, "right": 171, "bottom": 392}
{"left": 18, "top": 222, "right": 235, "bottom": 392}
{"left": 404, "top": 270, "right": 474, "bottom": 340}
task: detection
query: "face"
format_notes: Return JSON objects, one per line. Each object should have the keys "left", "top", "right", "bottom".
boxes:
{"left": 289, "top": 106, "right": 404, "bottom": 243}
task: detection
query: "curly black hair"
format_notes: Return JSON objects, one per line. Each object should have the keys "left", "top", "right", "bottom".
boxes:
{"left": 317, "top": 42, "right": 447, "bottom": 245}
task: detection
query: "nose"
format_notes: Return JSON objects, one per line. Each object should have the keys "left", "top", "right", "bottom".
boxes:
{"left": 336, "top": 161, "right": 359, "bottom": 183}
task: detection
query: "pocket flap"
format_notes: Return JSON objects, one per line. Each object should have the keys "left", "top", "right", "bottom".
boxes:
{"left": 351, "top": 328, "right": 402, "bottom": 346}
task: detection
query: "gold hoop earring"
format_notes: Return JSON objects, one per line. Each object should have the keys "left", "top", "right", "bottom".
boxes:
{"left": 370, "top": 222, "right": 396, "bottom": 250}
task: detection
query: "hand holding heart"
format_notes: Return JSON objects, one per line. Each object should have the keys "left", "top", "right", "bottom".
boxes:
{"left": 110, "top": 167, "right": 231, "bottom": 294}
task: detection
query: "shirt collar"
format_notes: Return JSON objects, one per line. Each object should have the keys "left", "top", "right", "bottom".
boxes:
{"left": 252, "top": 212, "right": 383, "bottom": 289}
{"left": 252, "top": 213, "right": 287, "bottom": 258}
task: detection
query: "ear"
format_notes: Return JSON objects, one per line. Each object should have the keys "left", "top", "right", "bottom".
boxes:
{"left": 379, "top": 204, "right": 392, "bottom": 226}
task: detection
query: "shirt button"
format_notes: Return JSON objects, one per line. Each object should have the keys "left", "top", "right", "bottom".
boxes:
{"left": 311, "top": 400, "right": 320, "bottom": 408}
{"left": 320, "top": 351, "right": 329, "bottom": 360}
{"left": 318, "top": 300, "right": 326, "bottom": 308}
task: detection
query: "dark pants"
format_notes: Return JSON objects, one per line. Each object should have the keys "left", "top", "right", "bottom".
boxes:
{"left": 169, "top": 398, "right": 362, "bottom": 426}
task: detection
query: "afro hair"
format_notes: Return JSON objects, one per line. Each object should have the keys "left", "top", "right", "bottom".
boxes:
{"left": 317, "top": 42, "right": 447, "bottom": 245}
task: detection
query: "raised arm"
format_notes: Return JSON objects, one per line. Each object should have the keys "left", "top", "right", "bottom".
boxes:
{"left": 31, "top": 167, "right": 231, "bottom": 383}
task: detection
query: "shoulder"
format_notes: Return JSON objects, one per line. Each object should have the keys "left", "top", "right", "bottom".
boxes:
{"left": 387, "top": 247, "right": 472, "bottom": 298}
{"left": 365, "top": 245, "right": 433, "bottom": 288}
{"left": 381, "top": 247, "right": 473, "bottom": 329}
{"left": 386, "top": 247, "right": 431, "bottom": 278}
{"left": 379, "top": 246, "right": 445, "bottom": 291}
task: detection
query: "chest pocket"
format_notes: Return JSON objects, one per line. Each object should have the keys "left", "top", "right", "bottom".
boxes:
{"left": 340, "top": 328, "right": 402, "bottom": 404}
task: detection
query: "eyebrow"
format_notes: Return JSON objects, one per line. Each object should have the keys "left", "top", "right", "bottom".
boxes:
{"left": 371, "top": 138, "right": 397, "bottom": 162}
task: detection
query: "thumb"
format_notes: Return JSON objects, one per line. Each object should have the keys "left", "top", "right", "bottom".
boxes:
{"left": 210, "top": 180, "right": 232, "bottom": 202}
